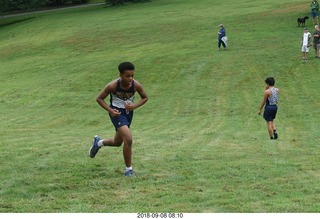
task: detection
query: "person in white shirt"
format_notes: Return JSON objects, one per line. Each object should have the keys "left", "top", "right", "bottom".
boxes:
{"left": 301, "top": 27, "right": 311, "bottom": 61}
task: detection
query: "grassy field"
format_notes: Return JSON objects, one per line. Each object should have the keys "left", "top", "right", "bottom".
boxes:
{"left": 1, "top": 0, "right": 320, "bottom": 213}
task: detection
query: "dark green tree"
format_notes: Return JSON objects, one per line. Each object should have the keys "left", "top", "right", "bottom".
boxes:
{"left": 0, "top": 0, "right": 88, "bottom": 12}
{"left": 0, "top": 0, "right": 47, "bottom": 11}
{"left": 106, "top": 0, "right": 150, "bottom": 6}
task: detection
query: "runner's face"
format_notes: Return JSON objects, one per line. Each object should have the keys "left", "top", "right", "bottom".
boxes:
{"left": 120, "top": 70, "right": 134, "bottom": 86}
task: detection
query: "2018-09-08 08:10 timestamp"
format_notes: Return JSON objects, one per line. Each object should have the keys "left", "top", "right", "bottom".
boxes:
{"left": 137, "top": 213, "right": 183, "bottom": 218}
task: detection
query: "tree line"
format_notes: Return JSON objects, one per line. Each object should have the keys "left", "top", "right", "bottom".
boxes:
{"left": 107, "top": 0, "right": 150, "bottom": 5}
{"left": 0, "top": 0, "right": 88, "bottom": 12}
{"left": 0, "top": 0, "right": 150, "bottom": 13}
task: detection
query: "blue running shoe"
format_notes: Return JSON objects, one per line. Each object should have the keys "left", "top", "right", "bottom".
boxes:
{"left": 89, "top": 135, "right": 101, "bottom": 158}
{"left": 124, "top": 169, "right": 134, "bottom": 177}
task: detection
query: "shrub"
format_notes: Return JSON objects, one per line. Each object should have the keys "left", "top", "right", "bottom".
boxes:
{"left": 105, "top": 0, "right": 150, "bottom": 6}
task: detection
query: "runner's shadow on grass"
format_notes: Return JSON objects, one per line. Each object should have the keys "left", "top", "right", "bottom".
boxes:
{"left": 0, "top": 17, "right": 36, "bottom": 28}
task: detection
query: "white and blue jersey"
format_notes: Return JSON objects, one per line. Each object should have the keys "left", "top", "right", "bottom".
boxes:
{"left": 264, "top": 87, "right": 278, "bottom": 121}
{"left": 110, "top": 79, "right": 135, "bottom": 109}
{"left": 266, "top": 87, "right": 278, "bottom": 106}
{"left": 109, "top": 79, "right": 135, "bottom": 129}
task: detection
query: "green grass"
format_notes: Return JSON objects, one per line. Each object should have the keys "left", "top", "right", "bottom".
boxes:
{"left": 1, "top": 0, "right": 320, "bottom": 213}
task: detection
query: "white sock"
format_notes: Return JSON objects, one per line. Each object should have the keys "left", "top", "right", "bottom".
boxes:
{"left": 126, "top": 166, "right": 132, "bottom": 171}
{"left": 97, "top": 140, "right": 104, "bottom": 147}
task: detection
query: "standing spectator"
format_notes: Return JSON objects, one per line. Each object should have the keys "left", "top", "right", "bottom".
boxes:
{"left": 312, "top": 25, "right": 320, "bottom": 57}
{"left": 310, "top": 0, "right": 319, "bottom": 26}
{"left": 218, "top": 24, "right": 227, "bottom": 51}
{"left": 301, "top": 27, "right": 311, "bottom": 61}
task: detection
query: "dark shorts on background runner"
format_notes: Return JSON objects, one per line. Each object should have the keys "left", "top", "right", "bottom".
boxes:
{"left": 311, "top": 11, "right": 319, "bottom": 18}
{"left": 109, "top": 107, "right": 134, "bottom": 130}
{"left": 263, "top": 105, "right": 277, "bottom": 121}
